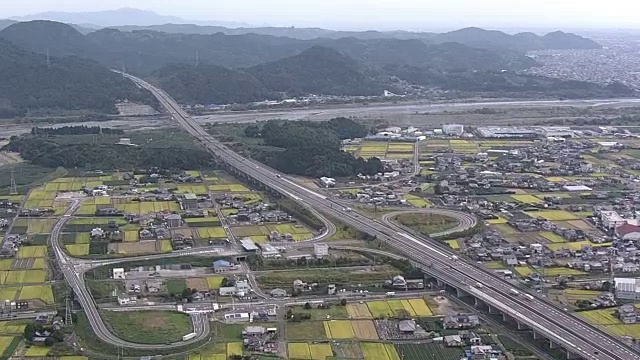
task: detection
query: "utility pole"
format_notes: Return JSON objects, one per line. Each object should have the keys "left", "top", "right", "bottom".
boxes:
{"left": 9, "top": 167, "right": 18, "bottom": 195}
{"left": 46, "top": 48, "right": 51, "bottom": 68}
{"left": 195, "top": 49, "right": 200, "bottom": 66}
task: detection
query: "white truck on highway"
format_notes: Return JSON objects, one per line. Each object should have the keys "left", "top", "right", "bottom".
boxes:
{"left": 475, "top": 282, "right": 484, "bottom": 289}
{"left": 183, "top": 332, "right": 197, "bottom": 341}
{"left": 523, "top": 294, "right": 534, "bottom": 301}
{"left": 385, "top": 292, "right": 396, "bottom": 297}
{"left": 451, "top": 255, "right": 459, "bottom": 261}
{"left": 509, "top": 288, "right": 520, "bottom": 296}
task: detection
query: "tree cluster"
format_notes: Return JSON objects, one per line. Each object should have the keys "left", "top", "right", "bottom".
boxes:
{"left": 31, "top": 125, "right": 124, "bottom": 136}
{"left": 3, "top": 136, "right": 217, "bottom": 170}
{"left": 248, "top": 119, "right": 381, "bottom": 178}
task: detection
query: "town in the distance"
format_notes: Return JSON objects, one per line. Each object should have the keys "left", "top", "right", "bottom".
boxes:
{"left": 2, "top": 5, "right": 640, "bottom": 360}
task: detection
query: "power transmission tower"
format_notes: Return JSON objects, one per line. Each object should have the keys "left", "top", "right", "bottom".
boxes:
{"left": 65, "top": 297, "right": 73, "bottom": 325}
{"left": 9, "top": 167, "right": 18, "bottom": 195}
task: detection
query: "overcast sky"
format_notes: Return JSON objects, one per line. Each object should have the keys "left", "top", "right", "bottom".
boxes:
{"left": 2, "top": 0, "right": 639, "bottom": 30}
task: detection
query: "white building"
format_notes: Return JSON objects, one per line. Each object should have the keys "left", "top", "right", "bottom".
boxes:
{"left": 600, "top": 211, "right": 627, "bottom": 229}
{"left": 615, "top": 278, "right": 640, "bottom": 300}
{"left": 314, "top": 243, "right": 329, "bottom": 258}
{"left": 112, "top": 268, "right": 125, "bottom": 279}
{"left": 320, "top": 177, "right": 336, "bottom": 188}
{"left": 442, "top": 124, "right": 464, "bottom": 136}
{"left": 219, "top": 280, "right": 251, "bottom": 297}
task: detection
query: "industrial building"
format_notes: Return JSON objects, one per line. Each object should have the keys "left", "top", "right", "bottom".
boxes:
{"left": 442, "top": 124, "right": 464, "bottom": 136}
{"left": 614, "top": 278, "right": 640, "bottom": 300}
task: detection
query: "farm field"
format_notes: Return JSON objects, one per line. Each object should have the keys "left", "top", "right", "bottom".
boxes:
{"left": 366, "top": 298, "right": 432, "bottom": 318}
{"left": 539, "top": 231, "right": 566, "bottom": 243}
{"left": 360, "top": 342, "right": 400, "bottom": 360}
{"left": 346, "top": 303, "right": 373, "bottom": 319}
{"left": 226, "top": 342, "right": 243, "bottom": 357}
{"left": 323, "top": 320, "right": 355, "bottom": 339}
{"left": 396, "top": 343, "right": 464, "bottom": 360}
{"left": 351, "top": 320, "right": 379, "bottom": 340}
{"left": 529, "top": 210, "right": 580, "bottom": 221}
{"left": 288, "top": 343, "right": 334, "bottom": 360}
{"left": 285, "top": 322, "right": 327, "bottom": 340}
{"left": 353, "top": 141, "right": 415, "bottom": 160}
{"left": 546, "top": 240, "right": 612, "bottom": 252}
{"left": 404, "top": 194, "right": 431, "bottom": 208}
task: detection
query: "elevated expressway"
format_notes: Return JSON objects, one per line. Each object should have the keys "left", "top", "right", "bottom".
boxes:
{"left": 121, "top": 72, "right": 640, "bottom": 360}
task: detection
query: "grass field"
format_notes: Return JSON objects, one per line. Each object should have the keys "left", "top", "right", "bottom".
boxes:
{"left": 395, "top": 213, "right": 459, "bottom": 236}
{"left": 206, "top": 276, "right": 224, "bottom": 289}
{"left": 404, "top": 194, "right": 431, "bottom": 208}
{"left": 578, "top": 308, "right": 621, "bottom": 325}
{"left": 102, "top": 310, "right": 193, "bottom": 344}
{"left": 446, "top": 240, "right": 460, "bottom": 249}
{"left": 396, "top": 343, "right": 464, "bottom": 360}
{"left": 285, "top": 322, "right": 327, "bottom": 340}
{"left": 324, "top": 320, "right": 355, "bottom": 339}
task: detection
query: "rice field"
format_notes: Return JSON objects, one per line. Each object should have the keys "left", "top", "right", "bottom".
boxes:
{"left": 113, "top": 201, "right": 180, "bottom": 214}
{"left": 578, "top": 308, "right": 622, "bottom": 325}
{"left": 288, "top": 343, "right": 333, "bottom": 360}
{"left": 446, "top": 240, "right": 460, "bottom": 249}
{"left": 197, "top": 227, "right": 228, "bottom": 238}
{"left": 66, "top": 244, "right": 90, "bottom": 256}
{"left": 366, "top": 298, "right": 432, "bottom": 318}
{"left": 324, "top": 320, "right": 355, "bottom": 339}
{"left": 486, "top": 217, "right": 508, "bottom": 225}
{"left": 18, "top": 285, "right": 55, "bottom": 303}
{"left": 25, "top": 218, "right": 58, "bottom": 234}
{"left": 0, "top": 287, "right": 18, "bottom": 301}
{"left": 346, "top": 303, "right": 373, "bottom": 319}
{"left": 532, "top": 210, "right": 580, "bottom": 221}
{"left": 0, "top": 270, "right": 47, "bottom": 284}
{"left": 160, "top": 240, "right": 173, "bottom": 253}
{"left": 24, "top": 346, "right": 50, "bottom": 356}
{"left": 539, "top": 231, "right": 566, "bottom": 243}
{"left": 16, "top": 246, "right": 47, "bottom": 258}
{"left": 360, "top": 342, "right": 400, "bottom": 360}
{"left": 546, "top": 241, "right": 612, "bottom": 251}
{"left": 350, "top": 320, "right": 379, "bottom": 340}
{"left": 226, "top": 342, "right": 243, "bottom": 357}
{"left": 510, "top": 195, "right": 543, "bottom": 204}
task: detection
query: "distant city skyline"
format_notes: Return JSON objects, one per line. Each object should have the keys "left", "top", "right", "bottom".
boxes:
{"left": 1, "top": 1, "right": 639, "bottom": 31}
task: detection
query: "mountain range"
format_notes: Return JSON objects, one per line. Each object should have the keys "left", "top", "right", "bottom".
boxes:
{"left": 8, "top": 8, "right": 249, "bottom": 28}
{"left": 0, "top": 17, "right": 628, "bottom": 113}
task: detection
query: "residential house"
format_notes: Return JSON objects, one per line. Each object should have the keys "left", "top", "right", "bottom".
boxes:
{"left": 443, "top": 313, "right": 481, "bottom": 329}
{"left": 165, "top": 214, "right": 182, "bottom": 228}
{"left": 112, "top": 268, "right": 125, "bottom": 279}
{"left": 213, "top": 260, "right": 237, "bottom": 273}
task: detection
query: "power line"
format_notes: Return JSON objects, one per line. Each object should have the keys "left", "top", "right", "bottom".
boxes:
{"left": 9, "top": 166, "right": 18, "bottom": 195}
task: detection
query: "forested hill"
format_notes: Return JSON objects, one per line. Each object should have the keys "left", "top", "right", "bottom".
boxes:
{"left": 150, "top": 64, "right": 273, "bottom": 105}
{"left": 247, "top": 46, "right": 386, "bottom": 97}
{"left": 0, "top": 38, "right": 156, "bottom": 117}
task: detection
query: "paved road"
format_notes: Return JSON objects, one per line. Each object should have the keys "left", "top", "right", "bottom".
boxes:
{"left": 50, "top": 200, "right": 211, "bottom": 349}
{"left": 121, "top": 72, "right": 638, "bottom": 360}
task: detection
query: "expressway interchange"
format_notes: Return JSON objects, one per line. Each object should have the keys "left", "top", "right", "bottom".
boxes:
{"left": 123, "top": 72, "right": 639, "bottom": 360}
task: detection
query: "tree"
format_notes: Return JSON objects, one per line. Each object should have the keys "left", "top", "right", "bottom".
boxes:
{"left": 304, "top": 302, "right": 312, "bottom": 310}
{"left": 23, "top": 323, "right": 35, "bottom": 341}
{"left": 340, "top": 298, "right": 347, "bottom": 306}
{"left": 44, "top": 337, "right": 55, "bottom": 346}
{"left": 181, "top": 288, "right": 193, "bottom": 301}
{"left": 244, "top": 125, "right": 260, "bottom": 138}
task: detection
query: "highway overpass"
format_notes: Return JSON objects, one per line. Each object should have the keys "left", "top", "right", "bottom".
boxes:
{"left": 120, "top": 71, "right": 639, "bottom": 360}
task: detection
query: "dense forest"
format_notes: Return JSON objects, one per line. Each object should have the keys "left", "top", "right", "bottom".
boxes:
{"left": 240, "top": 118, "right": 382, "bottom": 177}
{"left": 3, "top": 136, "right": 216, "bottom": 170}
{"left": 0, "top": 37, "right": 156, "bottom": 117}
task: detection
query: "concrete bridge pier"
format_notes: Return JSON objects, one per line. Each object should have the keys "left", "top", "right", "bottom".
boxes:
{"left": 516, "top": 321, "right": 527, "bottom": 330}
{"left": 532, "top": 331, "right": 539, "bottom": 340}
{"left": 436, "top": 279, "right": 445, "bottom": 288}
{"left": 549, "top": 340, "right": 557, "bottom": 349}
{"left": 487, "top": 304, "right": 499, "bottom": 314}
{"left": 502, "top": 313, "right": 508, "bottom": 322}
